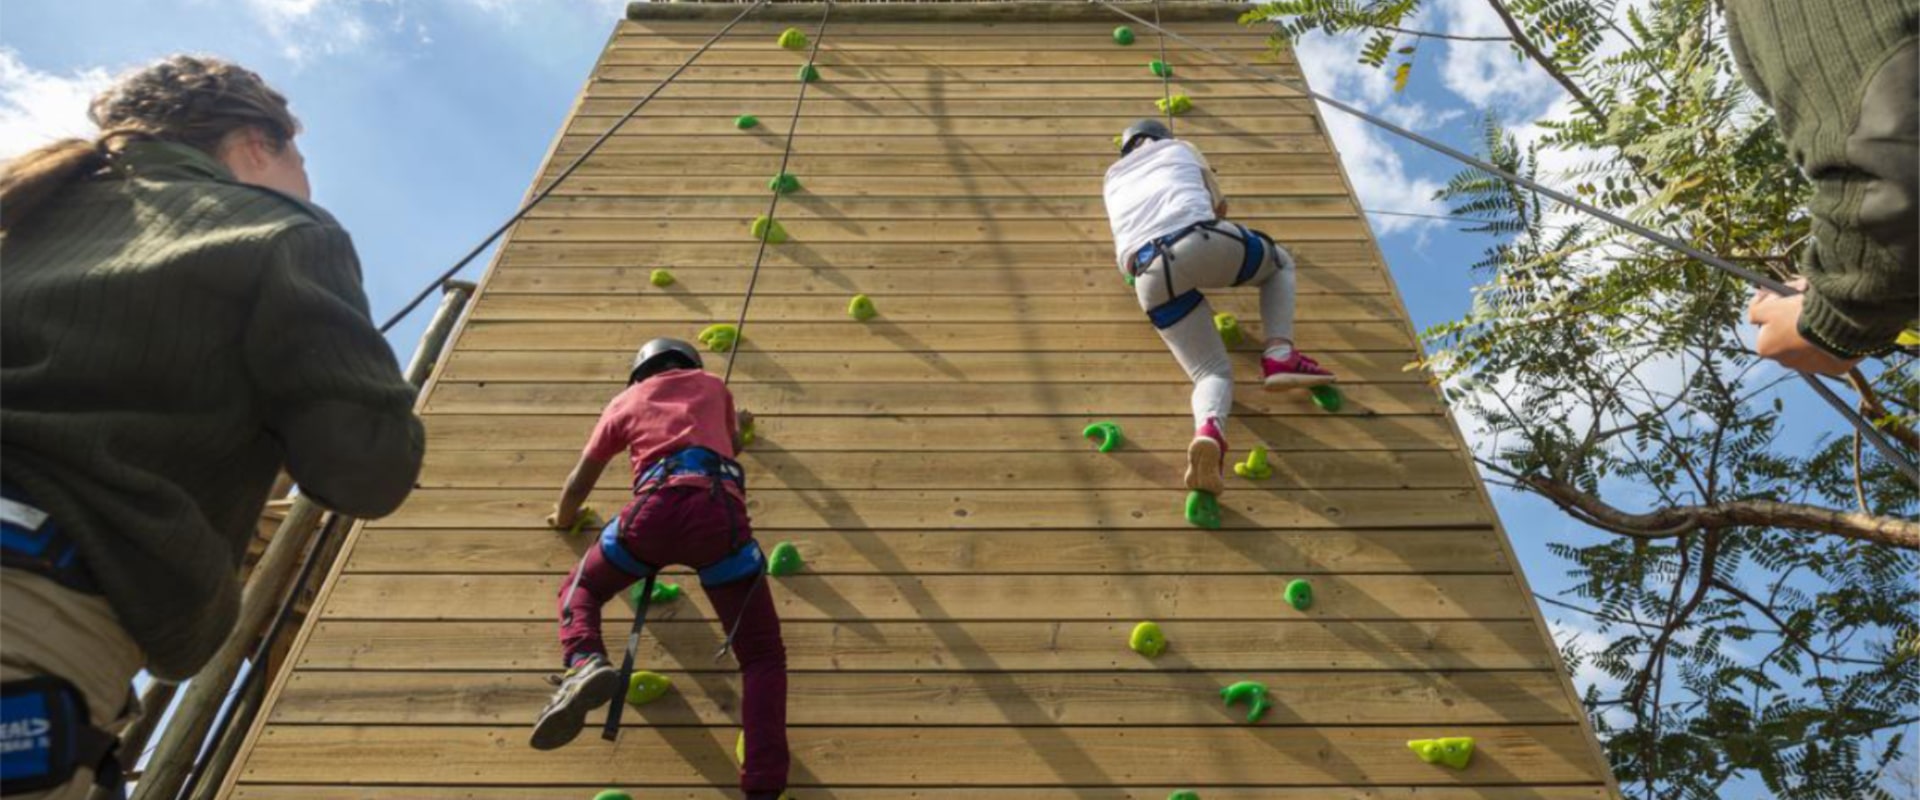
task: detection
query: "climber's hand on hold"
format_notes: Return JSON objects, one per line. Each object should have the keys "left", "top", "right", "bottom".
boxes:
{"left": 1747, "top": 278, "right": 1862, "bottom": 376}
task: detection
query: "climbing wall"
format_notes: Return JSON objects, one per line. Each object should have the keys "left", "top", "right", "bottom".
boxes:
{"left": 221, "top": 2, "right": 1619, "bottom": 797}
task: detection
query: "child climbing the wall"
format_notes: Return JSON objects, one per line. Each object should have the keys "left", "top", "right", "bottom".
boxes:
{"left": 1103, "top": 118, "right": 1336, "bottom": 496}
{"left": 532, "top": 337, "right": 789, "bottom": 800}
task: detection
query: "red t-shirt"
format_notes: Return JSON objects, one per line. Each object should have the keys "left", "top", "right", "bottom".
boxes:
{"left": 584, "top": 368, "right": 740, "bottom": 494}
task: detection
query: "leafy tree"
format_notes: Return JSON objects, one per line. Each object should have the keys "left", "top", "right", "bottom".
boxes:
{"left": 1245, "top": 0, "right": 1918, "bottom": 797}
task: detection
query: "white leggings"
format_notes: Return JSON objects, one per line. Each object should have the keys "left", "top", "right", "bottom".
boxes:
{"left": 1130, "top": 220, "right": 1296, "bottom": 428}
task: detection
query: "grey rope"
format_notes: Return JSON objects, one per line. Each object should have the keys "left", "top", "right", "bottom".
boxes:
{"left": 1089, "top": 0, "right": 1917, "bottom": 482}
{"left": 376, "top": 0, "right": 771, "bottom": 334}
{"left": 1153, "top": 0, "right": 1174, "bottom": 130}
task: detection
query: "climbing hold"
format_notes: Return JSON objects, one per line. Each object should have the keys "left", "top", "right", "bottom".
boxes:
{"left": 736, "top": 731, "right": 746, "bottom": 763}
{"left": 1309, "top": 384, "right": 1343, "bottom": 413}
{"left": 649, "top": 269, "right": 675, "bottom": 288}
{"left": 1283, "top": 578, "right": 1313, "bottom": 611}
{"left": 1113, "top": 133, "right": 1125, "bottom": 150}
{"left": 848, "top": 294, "right": 877, "bottom": 321}
{"left": 733, "top": 114, "right": 759, "bottom": 130}
{"left": 1167, "top": 792, "right": 1200, "bottom": 800}
{"left": 1150, "top": 59, "right": 1172, "bottom": 78}
{"left": 1129, "top": 621, "right": 1167, "bottom": 658}
{"left": 1213, "top": 312, "right": 1242, "bottom": 347}
{"left": 739, "top": 416, "right": 757, "bottom": 448}
{"left": 1220, "top": 680, "right": 1273, "bottom": 723}
{"left": 1408, "top": 737, "right": 1476, "bottom": 770}
{"left": 592, "top": 791, "right": 634, "bottom": 800}
{"left": 698, "top": 323, "right": 740, "bottom": 353}
{"left": 1900, "top": 328, "right": 1920, "bottom": 347}
{"left": 1113, "top": 25, "right": 1135, "bottom": 45}
{"left": 563, "top": 505, "right": 601, "bottom": 536}
{"left": 1184, "top": 490, "right": 1221, "bottom": 530}
{"left": 797, "top": 64, "right": 820, "bottom": 83}
{"left": 1081, "top": 421, "right": 1124, "bottom": 453}
{"left": 768, "top": 172, "right": 801, "bottom": 194}
{"left": 624, "top": 670, "right": 672, "bottom": 706}
{"left": 1156, "top": 94, "right": 1193, "bottom": 116}
{"left": 767, "top": 541, "right": 804, "bottom": 576}
{"left": 750, "top": 215, "right": 788, "bottom": 244}
{"left": 625, "top": 580, "right": 682, "bottom": 610}
{"left": 776, "top": 27, "right": 807, "bottom": 50}
{"left": 1232, "top": 446, "right": 1272, "bottom": 480}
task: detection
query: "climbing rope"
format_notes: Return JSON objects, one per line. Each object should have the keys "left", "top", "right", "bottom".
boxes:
{"left": 374, "top": 0, "right": 772, "bottom": 335}
{"left": 1152, "top": 0, "right": 1173, "bottom": 130}
{"left": 1089, "top": 0, "right": 1919, "bottom": 482}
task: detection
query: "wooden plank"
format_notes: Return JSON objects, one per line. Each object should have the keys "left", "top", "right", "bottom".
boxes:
{"left": 611, "top": 29, "right": 1278, "bottom": 48}
{"left": 588, "top": 78, "right": 1309, "bottom": 99}
{"left": 347, "top": 528, "right": 1505, "bottom": 574}
{"left": 565, "top": 115, "right": 1321, "bottom": 136}
{"left": 467, "top": 292, "right": 1395, "bottom": 323}
{"left": 236, "top": 787, "right": 1611, "bottom": 800}
{"left": 539, "top": 152, "right": 1341, "bottom": 178}
{"left": 481, "top": 263, "right": 1387, "bottom": 293}
{"left": 270, "top": 670, "right": 1574, "bottom": 726}
{"left": 615, "top": 21, "right": 1273, "bottom": 38}
{"left": 237, "top": 725, "right": 1605, "bottom": 786}
{"left": 575, "top": 96, "right": 1314, "bottom": 118}
{"left": 419, "top": 414, "right": 1463, "bottom": 453}
{"left": 595, "top": 49, "right": 1290, "bottom": 67}
{"left": 438, "top": 351, "right": 1422, "bottom": 384}
{"left": 538, "top": 173, "right": 1348, "bottom": 198}
{"left": 421, "top": 382, "right": 1443, "bottom": 416}
{"left": 297, "top": 619, "right": 1560, "bottom": 672}
{"left": 321, "top": 573, "right": 1523, "bottom": 621}
{"left": 494, "top": 240, "right": 1387, "bottom": 268}
{"left": 550, "top": 132, "right": 1331, "bottom": 156}
{"left": 588, "top": 64, "right": 1302, "bottom": 82}
{"left": 507, "top": 218, "right": 1365, "bottom": 245}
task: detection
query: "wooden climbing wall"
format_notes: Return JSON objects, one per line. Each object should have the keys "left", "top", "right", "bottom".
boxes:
{"left": 222, "top": 2, "right": 1620, "bottom": 797}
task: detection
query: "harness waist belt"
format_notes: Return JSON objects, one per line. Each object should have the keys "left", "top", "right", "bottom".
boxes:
{"left": 636, "top": 447, "right": 745, "bottom": 489}
{"left": 0, "top": 484, "right": 99, "bottom": 594}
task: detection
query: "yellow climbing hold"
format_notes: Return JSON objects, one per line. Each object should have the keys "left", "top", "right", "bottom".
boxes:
{"left": 1156, "top": 94, "right": 1193, "bottom": 116}
{"left": 848, "top": 294, "right": 877, "bottom": 321}
{"left": 1899, "top": 328, "right": 1920, "bottom": 347}
{"left": 750, "top": 215, "right": 787, "bottom": 244}
{"left": 1233, "top": 446, "right": 1273, "bottom": 480}
{"left": 736, "top": 731, "right": 746, "bottom": 763}
{"left": 625, "top": 671, "right": 672, "bottom": 706}
{"left": 698, "top": 323, "right": 740, "bottom": 353}
{"left": 649, "top": 269, "right": 674, "bottom": 288}
{"left": 1213, "top": 312, "right": 1242, "bottom": 346}
{"left": 1129, "top": 621, "right": 1167, "bottom": 658}
{"left": 1408, "top": 737, "right": 1476, "bottom": 770}
{"left": 776, "top": 27, "right": 807, "bottom": 49}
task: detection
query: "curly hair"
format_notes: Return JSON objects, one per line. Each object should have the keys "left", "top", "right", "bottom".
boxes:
{"left": 0, "top": 55, "right": 300, "bottom": 231}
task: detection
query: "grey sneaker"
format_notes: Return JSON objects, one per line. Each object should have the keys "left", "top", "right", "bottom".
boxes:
{"left": 529, "top": 653, "right": 622, "bottom": 750}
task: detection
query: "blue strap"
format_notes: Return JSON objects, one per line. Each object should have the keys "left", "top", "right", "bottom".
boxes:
{"left": 597, "top": 518, "right": 657, "bottom": 579}
{"left": 1233, "top": 229, "right": 1266, "bottom": 286}
{"left": 637, "top": 447, "right": 746, "bottom": 489}
{"left": 697, "top": 540, "right": 766, "bottom": 588}
{"left": 1148, "top": 289, "right": 1206, "bottom": 330}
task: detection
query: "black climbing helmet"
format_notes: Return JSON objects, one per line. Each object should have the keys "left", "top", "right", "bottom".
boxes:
{"left": 629, "top": 337, "right": 702, "bottom": 384}
{"left": 1120, "top": 118, "right": 1173, "bottom": 156}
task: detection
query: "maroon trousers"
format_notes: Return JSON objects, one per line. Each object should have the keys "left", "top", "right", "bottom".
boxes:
{"left": 556, "top": 485, "right": 789, "bottom": 794}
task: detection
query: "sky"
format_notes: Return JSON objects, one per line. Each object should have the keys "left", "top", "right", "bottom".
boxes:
{"left": 0, "top": 0, "right": 1868, "bottom": 783}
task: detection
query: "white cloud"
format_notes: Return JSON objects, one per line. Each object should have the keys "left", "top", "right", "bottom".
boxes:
{"left": 0, "top": 51, "right": 112, "bottom": 161}
{"left": 234, "top": 0, "right": 393, "bottom": 62}
{"left": 1432, "top": 0, "right": 1562, "bottom": 113}
{"left": 1549, "top": 616, "right": 1629, "bottom": 726}
{"left": 1291, "top": 29, "right": 1450, "bottom": 234}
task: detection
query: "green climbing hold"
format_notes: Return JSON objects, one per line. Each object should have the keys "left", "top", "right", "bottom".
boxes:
{"left": 626, "top": 580, "right": 682, "bottom": 609}
{"left": 1156, "top": 93, "right": 1193, "bottom": 116}
{"left": 1408, "top": 737, "right": 1476, "bottom": 770}
{"left": 1232, "top": 446, "right": 1273, "bottom": 480}
{"left": 1283, "top": 578, "right": 1312, "bottom": 611}
{"left": 847, "top": 294, "right": 877, "bottom": 321}
{"left": 1309, "top": 384, "right": 1343, "bottom": 412}
{"left": 739, "top": 416, "right": 757, "bottom": 448}
{"left": 1220, "top": 680, "right": 1273, "bottom": 723}
{"left": 1081, "top": 421, "right": 1124, "bottom": 453}
{"left": 750, "top": 215, "right": 788, "bottom": 244}
{"left": 1113, "top": 133, "right": 1126, "bottom": 151}
{"left": 768, "top": 172, "right": 801, "bottom": 194}
{"left": 625, "top": 670, "right": 672, "bottom": 706}
{"left": 767, "top": 541, "right": 804, "bottom": 576}
{"left": 563, "top": 505, "right": 601, "bottom": 536}
{"left": 1129, "top": 621, "right": 1167, "bottom": 658}
{"left": 649, "top": 269, "right": 675, "bottom": 288}
{"left": 698, "top": 323, "right": 740, "bottom": 353}
{"left": 593, "top": 791, "right": 635, "bottom": 800}
{"left": 1184, "top": 490, "right": 1221, "bottom": 530}
{"left": 776, "top": 27, "right": 807, "bottom": 50}
{"left": 1167, "top": 792, "right": 1200, "bottom": 800}
{"left": 1213, "top": 312, "right": 1242, "bottom": 347}
{"left": 733, "top": 114, "right": 759, "bottom": 130}
{"left": 1113, "top": 25, "right": 1135, "bottom": 45}
{"left": 1150, "top": 59, "right": 1172, "bottom": 78}
{"left": 797, "top": 64, "right": 820, "bottom": 83}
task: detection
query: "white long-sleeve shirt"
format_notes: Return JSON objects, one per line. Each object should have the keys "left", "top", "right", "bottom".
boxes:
{"left": 1102, "top": 138, "right": 1224, "bottom": 271}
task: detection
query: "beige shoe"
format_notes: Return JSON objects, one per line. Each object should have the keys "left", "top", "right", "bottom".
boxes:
{"left": 1184, "top": 417, "right": 1227, "bottom": 496}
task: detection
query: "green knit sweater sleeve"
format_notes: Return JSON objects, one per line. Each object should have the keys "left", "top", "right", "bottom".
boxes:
{"left": 1725, "top": 0, "right": 1918, "bottom": 357}
{"left": 245, "top": 222, "right": 424, "bottom": 517}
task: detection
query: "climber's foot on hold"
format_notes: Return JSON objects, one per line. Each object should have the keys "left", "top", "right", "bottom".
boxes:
{"left": 1261, "top": 351, "right": 1336, "bottom": 390}
{"left": 1185, "top": 417, "right": 1226, "bottom": 496}
{"left": 529, "top": 653, "right": 621, "bottom": 751}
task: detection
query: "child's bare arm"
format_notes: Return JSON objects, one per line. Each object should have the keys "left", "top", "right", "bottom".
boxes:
{"left": 547, "top": 455, "right": 611, "bottom": 530}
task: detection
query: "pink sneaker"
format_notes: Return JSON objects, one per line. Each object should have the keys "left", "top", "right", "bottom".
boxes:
{"left": 1186, "top": 417, "right": 1227, "bottom": 496}
{"left": 1262, "top": 351, "right": 1336, "bottom": 389}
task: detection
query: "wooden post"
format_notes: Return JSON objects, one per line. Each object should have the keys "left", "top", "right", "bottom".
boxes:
{"left": 131, "top": 281, "right": 474, "bottom": 800}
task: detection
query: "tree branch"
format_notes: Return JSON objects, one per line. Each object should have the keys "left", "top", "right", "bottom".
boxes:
{"left": 1374, "top": 22, "right": 1512, "bottom": 42}
{"left": 1483, "top": 0, "right": 1606, "bottom": 121}
{"left": 1517, "top": 474, "right": 1920, "bottom": 550}
{"left": 1847, "top": 368, "right": 1919, "bottom": 451}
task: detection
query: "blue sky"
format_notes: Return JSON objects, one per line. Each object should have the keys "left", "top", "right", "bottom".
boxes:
{"left": 0, "top": 0, "right": 1858, "bottom": 754}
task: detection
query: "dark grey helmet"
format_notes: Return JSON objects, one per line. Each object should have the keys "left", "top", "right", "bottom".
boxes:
{"left": 1120, "top": 118, "right": 1173, "bottom": 155}
{"left": 629, "top": 337, "right": 702, "bottom": 384}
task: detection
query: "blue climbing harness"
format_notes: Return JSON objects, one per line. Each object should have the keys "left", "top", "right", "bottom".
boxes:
{"left": 1130, "top": 220, "right": 1278, "bottom": 329}
{"left": 0, "top": 483, "right": 99, "bottom": 595}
